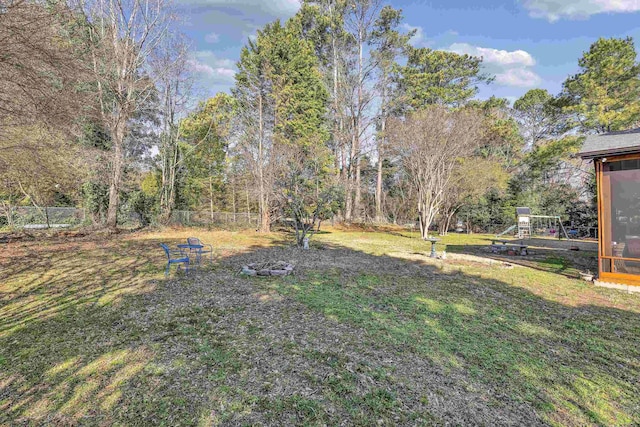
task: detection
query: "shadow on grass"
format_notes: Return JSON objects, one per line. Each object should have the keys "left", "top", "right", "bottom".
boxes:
{"left": 444, "top": 239, "right": 598, "bottom": 280}
{"left": 387, "top": 231, "right": 416, "bottom": 239}
{"left": 0, "top": 232, "right": 638, "bottom": 425}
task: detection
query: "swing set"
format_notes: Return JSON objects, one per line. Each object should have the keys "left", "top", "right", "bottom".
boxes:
{"left": 498, "top": 207, "right": 571, "bottom": 240}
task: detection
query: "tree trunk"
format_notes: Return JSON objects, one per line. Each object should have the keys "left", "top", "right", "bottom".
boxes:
{"left": 444, "top": 209, "right": 457, "bottom": 236}
{"left": 167, "top": 144, "right": 178, "bottom": 221}
{"left": 209, "top": 175, "right": 214, "bottom": 223}
{"left": 257, "top": 92, "right": 270, "bottom": 233}
{"left": 338, "top": 118, "right": 347, "bottom": 222}
{"left": 340, "top": 118, "right": 347, "bottom": 181}
{"left": 354, "top": 158, "right": 362, "bottom": 221}
{"left": 439, "top": 217, "right": 448, "bottom": 236}
{"left": 375, "top": 169, "right": 384, "bottom": 222}
{"left": 6, "top": 204, "right": 14, "bottom": 227}
{"left": 344, "top": 180, "right": 353, "bottom": 222}
{"left": 375, "top": 129, "right": 384, "bottom": 222}
{"left": 106, "top": 120, "right": 125, "bottom": 229}
{"left": 245, "top": 183, "right": 250, "bottom": 216}
{"left": 332, "top": 18, "right": 341, "bottom": 177}
{"left": 231, "top": 175, "right": 237, "bottom": 222}
{"left": 160, "top": 116, "right": 180, "bottom": 224}
{"left": 418, "top": 197, "right": 438, "bottom": 240}
{"left": 345, "top": 115, "right": 358, "bottom": 222}
{"left": 353, "top": 27, "right": 363, "bottom": 221}
{"left": 259, "top": 194, "right": 270, "bottom": 233}
{"left": 376, "top": 78, "right": 388, "bottom": 223}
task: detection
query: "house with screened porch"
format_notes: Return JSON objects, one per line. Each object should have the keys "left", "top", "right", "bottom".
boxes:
{"left": 579, "top": 128, "right": 640, "bottom": 292}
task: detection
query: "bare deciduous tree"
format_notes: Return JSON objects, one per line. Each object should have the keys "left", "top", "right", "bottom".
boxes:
{"left": 0, "top": 1, "right": 89, "bottom": 136}
{"left": 279, "top": 144, "right": 341, "bottom": 246}
{"left": 0, "top": 125, "right": 91, "bottom": 225}
{"left": 152, "top": 35, "right": 192, "bottom": 222}
{"left": 76, "top": 0, "right": 175, "bottom": 228}
{"left": 388, "top": 106, "right": 483, "bottom": 239}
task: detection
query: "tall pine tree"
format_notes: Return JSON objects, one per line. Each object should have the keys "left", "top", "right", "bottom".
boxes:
{"left": 563, "top": 37, "right": 640, "bottom": 133}
{"left": 234, "top": 20, "right": 329, "bottom": 232}
{"left": 395, "top": 47, "right": 492, "bottom": 110}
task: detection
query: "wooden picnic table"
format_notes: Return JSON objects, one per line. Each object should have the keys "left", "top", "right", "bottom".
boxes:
{"left": 490, "top": 240, "right": 528, "bottom": 256}
{"left": 491, "top": 239, "right": 511, "bottom": 245}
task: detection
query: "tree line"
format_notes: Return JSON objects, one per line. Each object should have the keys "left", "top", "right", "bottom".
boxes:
{"left": 2, "top": 0, "right": 640, "bottom": 243}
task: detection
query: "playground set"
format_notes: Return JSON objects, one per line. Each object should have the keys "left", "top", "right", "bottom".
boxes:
{"left": 497, "top": 207, "right": 572, "bottom": 240}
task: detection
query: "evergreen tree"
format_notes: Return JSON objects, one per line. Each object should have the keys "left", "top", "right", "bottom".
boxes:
{"left": 294, "top": 0, "right": 350, "bottom": 177}
{"left": 370, "top": 5, "right": 411, "bottom": 222}
{"left": 513, "top": 89, "right": 568, "bottom": 149}
{"left": 563, "top": 37, "right": 640, "bottom": 133}
{"left": 395, "top": 47, "right": 493, "bottom": 110}
{"left": 180, "top": 93, "right": 236, "bottom": 217}
{"left": 234, "top": 20, "right": 329, "bottom": 232}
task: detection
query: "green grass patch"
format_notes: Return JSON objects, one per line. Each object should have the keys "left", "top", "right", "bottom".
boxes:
{"left": 268, "top": 268, "right": 640, "bottom": 426}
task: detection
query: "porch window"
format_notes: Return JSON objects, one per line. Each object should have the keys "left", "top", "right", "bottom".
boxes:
{"left": 600, "top": 158, "right": 640, "bottom": 275}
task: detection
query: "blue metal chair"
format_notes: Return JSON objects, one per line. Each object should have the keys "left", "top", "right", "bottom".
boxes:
{"left": 160, "top": 243, "right": 190, "bottom": 276}
{"left": 187, "top": 237, "right": 214, "bottom": 263}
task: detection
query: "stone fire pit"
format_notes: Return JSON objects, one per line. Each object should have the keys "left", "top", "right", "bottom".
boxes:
{"left": 241, "top": 261, "right": 294, "bottom": 277}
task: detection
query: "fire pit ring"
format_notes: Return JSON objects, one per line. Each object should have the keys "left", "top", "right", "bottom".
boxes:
{"left": 241, "top": 261, "right": 294, "bottom": 277}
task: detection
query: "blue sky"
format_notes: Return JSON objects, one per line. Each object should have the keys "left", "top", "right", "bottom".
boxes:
{"left": 176, "top": 0, "right": 640, "bottom": 104}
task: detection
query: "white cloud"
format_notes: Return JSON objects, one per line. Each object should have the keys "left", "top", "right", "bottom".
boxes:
{"left": 522, "top": 0, "right": 640, "bottom": 22}
{"left": 195, "top": 51, "right": 235, "bottom": 69}
{"left": 189, "top": 51, "right": 236, "bottom": 82}
{"left": 449, "top": 43, "right": 535, "bottom": 67}
{"left": 188, "top": 60, "right": 215, "bottom": 75}
{"left": 214, "top": 67, "right": 236, "bottom": 78}
{"left": 402, "top": 23, "right": 426, "bottom": 47}
{"left": 177, "top": 0, "right": 301, "bottom": 16}
{"left": 188, "top": 59, "right": 235, "bottom": 81}
{"left": 205, "top": 32, "right": 220, "bottom": 43}
{"left": 495, "top": 68, "right": 542, "bottom": 87}
{"left": 448, "top": 43, "right": 541, "bottom": 88}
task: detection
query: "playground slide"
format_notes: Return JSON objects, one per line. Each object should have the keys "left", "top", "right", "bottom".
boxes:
{"left": 496, "top": 225, "right": 516, "bottom": 238}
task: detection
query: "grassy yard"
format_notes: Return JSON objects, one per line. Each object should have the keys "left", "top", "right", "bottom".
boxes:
{"left": 1, "top": 227, "right": 639, "bottom": 426}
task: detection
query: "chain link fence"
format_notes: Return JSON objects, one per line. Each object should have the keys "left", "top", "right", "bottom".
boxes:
{"left": 1, "top": 207, "right": 260, "bottom": 230}
{"left": 170, "top": 211, "right": 260, "bottom": 228}
{"left": 357, "top": 219, "right": 599, "bottom": 239}
{"left": 1, "top": 207, "right": 598, "bottom": 238}
{"left": 1, "top": 207, "right": 86, "bottom": 229}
